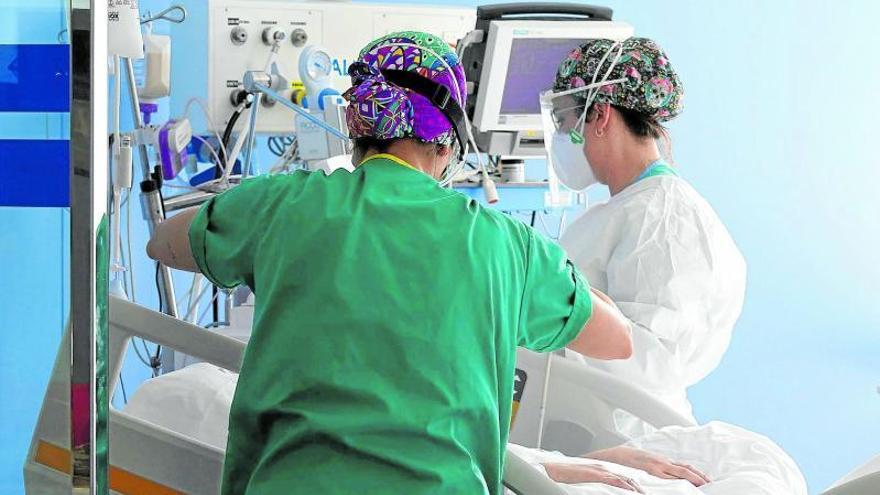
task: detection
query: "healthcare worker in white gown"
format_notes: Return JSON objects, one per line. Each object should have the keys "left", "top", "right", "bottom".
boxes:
{"left": 541, "top": 37, "right": 746, "bottom": 437}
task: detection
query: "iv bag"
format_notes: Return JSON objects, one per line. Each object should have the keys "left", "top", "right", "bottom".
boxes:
{"left": 108, "top": 0, "right": 144, "bottom": 59}
{"left": 139, "top": 27, "right": 171, "bottom": 100}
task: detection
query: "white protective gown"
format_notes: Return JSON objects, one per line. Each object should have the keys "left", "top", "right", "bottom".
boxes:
{"left": 559, "top": 174, "right": 746, "bottom": 437}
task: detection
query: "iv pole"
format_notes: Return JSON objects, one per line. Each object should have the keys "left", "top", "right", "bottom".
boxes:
{"left": 123, "top": 57, "right": 178, "bottom": 324}
{"left": 118, "top": 7, "right": 188, "bottom": 371}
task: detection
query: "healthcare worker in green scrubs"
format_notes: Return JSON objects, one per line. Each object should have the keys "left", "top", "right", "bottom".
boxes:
{"left": 148, "top": 32, "right": 633, "bottom": 494}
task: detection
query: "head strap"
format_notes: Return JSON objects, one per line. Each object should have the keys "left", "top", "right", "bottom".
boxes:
{"left": 348, "top": 61, "right": 467, "bottom": 161}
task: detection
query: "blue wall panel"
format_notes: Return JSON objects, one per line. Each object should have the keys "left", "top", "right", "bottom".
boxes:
{"left": 0, "top": 44, "right": 69, "bottom": 112}
{"left": 0, "top": 139, "right": 69, "bottom": 207}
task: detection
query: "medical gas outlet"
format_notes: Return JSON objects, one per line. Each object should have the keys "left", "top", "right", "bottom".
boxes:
{"left": 230, "top": 26, "right": 248, "bottom": 45}
{"left": 290, "top": 28, "right": 308, "bottom": 47}
{"left": 262, "top": 27, "right": 286, "bottom": 45}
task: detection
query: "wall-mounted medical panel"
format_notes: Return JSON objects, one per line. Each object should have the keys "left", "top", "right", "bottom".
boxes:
{"left": 171, "top": 0, "right": 475, "bottom": 134}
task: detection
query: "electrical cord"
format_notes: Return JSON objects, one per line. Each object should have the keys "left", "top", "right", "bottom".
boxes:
{"left": 125, "top": 187, "right": 136, "bottom": 302}
{"left": 219, "top": 104, "right": 247, "bottom": 178}
{"left": 130, "top": 339, "right": 153, "bottom": 368}
{"left": 222, "top": 110, "right": 256, "bottom": 183}
{"left": 154, "top": 261, "right": 164, "bottom": 314}
{"left": 538, "top": 213, "right": 553, "bottom": 239}
{"left": 267, "top": 136, "right": 286, "bottom": 157}
{"left": 212, "top": 285, "right": 219, "bottom": 327}
{"left": 150, "top": 178, "right": 168, "bottom": 371}
{"left": 118, "top": 212, "right": 132, "bottom": 298}
{"left": 119, "top": 375, "right": 128, "bottom": 404}
{"left": 151, "top": 261, "right": 165, "bottom": 375}
{"left": 160, "top": 182, "right": 201, "bottom": 191}
{"left": 196, "top": 289, "right": 223, "bottom": 326}
{"left": 191, "top": 135, "right": 227, "bottom": 176}
{"left": 268, "top": 136, "right": 294, "bottom": 157}
{"left": 268, "top": 137, "right": 298, "bottom": 174}
{"left": 183, "top": 97, "right": 229, "bottom": 171}
{"left": 185, "top": 275, "right": 210, "bottom": 323}
{"left": 537, "top": 212, "right": 566, "bottom": 241}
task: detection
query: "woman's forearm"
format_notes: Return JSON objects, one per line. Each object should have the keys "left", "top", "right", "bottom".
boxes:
{"left": 146, "top": 207, "right": 200, "bottom": 272}
{"left": 566, "top": 288, "right": 633, "bottom": 360}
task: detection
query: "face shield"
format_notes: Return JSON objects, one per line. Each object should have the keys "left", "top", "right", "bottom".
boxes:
{"left": 541, "top": 39, "right": 628, "bottom": 149}
{"left": 539, "top": 87, "right": 591, "bottom": 149}
{"left": 540, "top": 40, "right": 627, "bottom": 195}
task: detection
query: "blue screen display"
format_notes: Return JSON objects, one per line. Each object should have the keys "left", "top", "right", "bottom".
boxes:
{"left": 499, "top": 38, "right": 587, "bottom": 115}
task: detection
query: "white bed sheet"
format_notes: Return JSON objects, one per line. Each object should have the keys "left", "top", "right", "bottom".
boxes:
{"left": 123, "top": 363, "right": 807, "bottom": 495}
{"left": 510, "top": 421, "right": 807, "bottom": 495}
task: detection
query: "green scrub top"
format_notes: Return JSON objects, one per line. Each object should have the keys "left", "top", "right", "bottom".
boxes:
{"left": 189, "top": 154, "right": 592, "bottom": 494}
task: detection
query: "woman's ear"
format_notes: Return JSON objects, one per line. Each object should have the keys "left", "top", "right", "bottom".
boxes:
{"left": 431, "top": 144, "right": 454, "bottom": 179}
{"left": 436, "top": 144, "right": 452, "bottom": 160}
{"left": 595, "top": 103, "right": 612, "bottom": 133}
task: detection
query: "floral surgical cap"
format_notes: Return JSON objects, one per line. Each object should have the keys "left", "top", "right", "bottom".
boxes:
{"left": 553, "top": 37, "right": 684, "bottom": 122}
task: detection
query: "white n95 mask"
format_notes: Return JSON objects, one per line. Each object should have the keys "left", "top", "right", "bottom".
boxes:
{"left": 550, "top": 131, "right": 597, "bottom": 191}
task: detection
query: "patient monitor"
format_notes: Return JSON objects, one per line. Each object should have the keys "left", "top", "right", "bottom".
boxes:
{"left": 461, "top": 4, "right": 633, "bottom": 156}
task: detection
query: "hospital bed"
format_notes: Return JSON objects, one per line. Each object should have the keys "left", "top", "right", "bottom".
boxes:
{"left": 24, "top": 297, "right": 569, "bottom": 495}
{"left": 821, "top": 455, "right": 880, "bottom": 495}
{"left": 25, "top": 297, "right": 813, "bottom": 494}
{"left": 510, "top": 348, "right": 696, "bottom": 455}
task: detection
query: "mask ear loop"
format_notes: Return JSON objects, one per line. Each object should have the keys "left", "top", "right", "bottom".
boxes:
{"left": 569, "top": 40, "right": 627, "bottom": 144}
{"left": 586, "top": 40, "right": 625, "bottom": 102}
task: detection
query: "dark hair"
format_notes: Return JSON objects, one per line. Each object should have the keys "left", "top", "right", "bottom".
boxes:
{"left": 587, "top": 104, "right": 667, "bottom": 140}
{"left": 615, "top": 105, "right": 667, "bottom": 140}
{"left": 352, "top": 136, "right": 445, "bottom": 159}
{"left": 353, "top": 137, "right": 396, "bottom": 156}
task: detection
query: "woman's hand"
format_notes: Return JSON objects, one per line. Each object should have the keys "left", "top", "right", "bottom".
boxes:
{"left": 585, "top": 446, "right": 711, "bottom": 486}
{"left": 543, "top": 462, "right": 644, "bottom": 493}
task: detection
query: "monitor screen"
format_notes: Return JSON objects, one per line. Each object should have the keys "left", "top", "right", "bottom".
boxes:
{"left": 499, "top": 38, "right": 588, "bottom": 115}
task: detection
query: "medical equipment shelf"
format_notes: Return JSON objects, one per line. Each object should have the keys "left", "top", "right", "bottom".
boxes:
{"left": 458, "top": 181, "right": 584, "bottom": 212}
{"left": 161, "top": 179, "right": 582, "bottom": 214}
{"left": 455, "top": 180, "right": 552, "bottom": 189}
